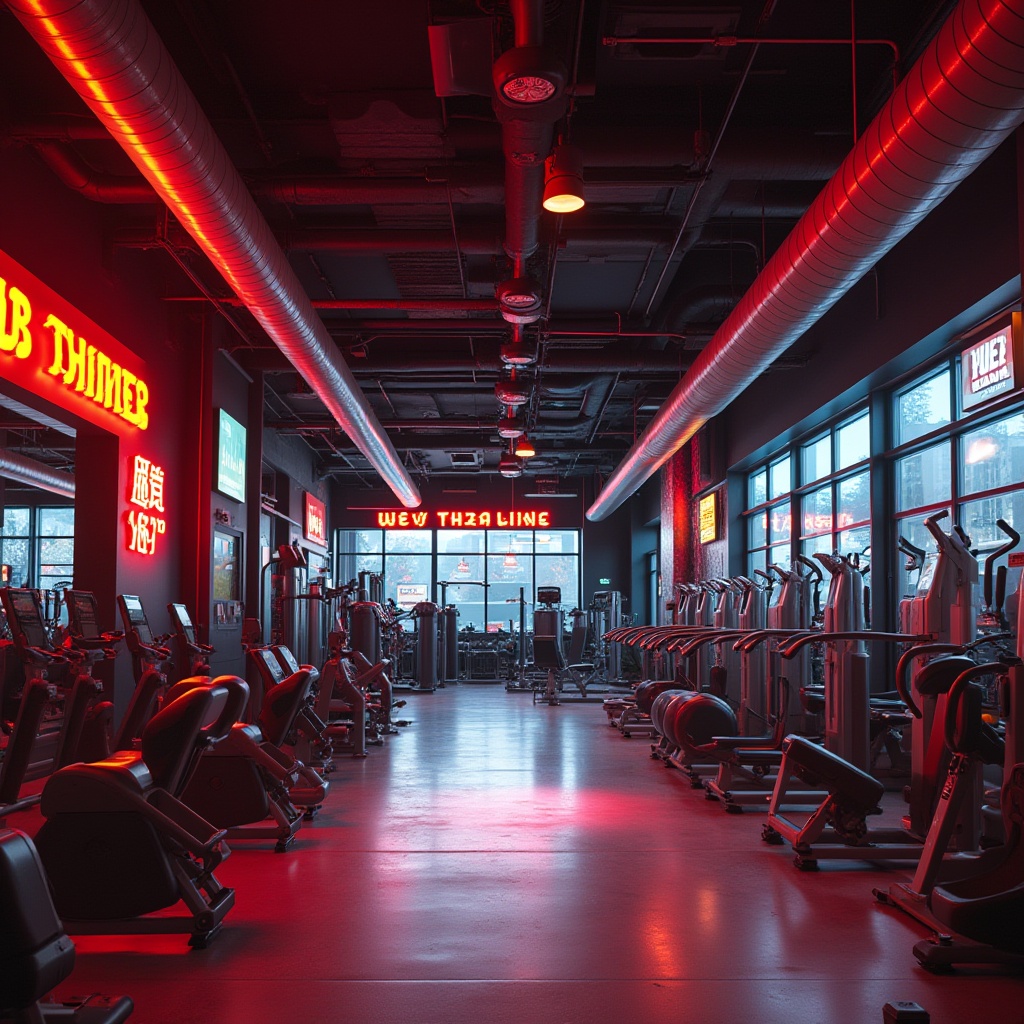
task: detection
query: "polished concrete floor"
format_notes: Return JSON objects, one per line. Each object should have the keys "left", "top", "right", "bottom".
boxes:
{"left": 32, "top": 686, "right": 1024, "bottom": 1023}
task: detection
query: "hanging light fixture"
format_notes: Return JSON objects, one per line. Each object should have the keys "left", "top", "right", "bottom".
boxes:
{"left": 514, "top": 434, "right": 537, "bottom": 458}
{"left": 503, "top": 549, "right": 519, "bottom": 569}
{"left": 542, "top": 142, "right": 585, "bottom": 214}
{"left": 498, "top": 450, "right": 523, "bottom": 478}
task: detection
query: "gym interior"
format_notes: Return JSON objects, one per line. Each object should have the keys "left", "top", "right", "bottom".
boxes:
{"left": 2, "top": 2, "right": 1024, "bottom": 1022}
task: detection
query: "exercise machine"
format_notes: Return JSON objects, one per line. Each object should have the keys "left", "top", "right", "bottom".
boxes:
{"left": 0, "top": 827, "right": 134, "bottom": 1022}
{"left": 34, "top": 682, "right": 237, "bottom": 947}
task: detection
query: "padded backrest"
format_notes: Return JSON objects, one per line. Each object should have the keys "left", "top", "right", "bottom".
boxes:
{"left": 141, "top": 684, "right": 229, "bottom": 794}
{"left": 532, "top": 635, "right": 565, "bottom": 671}
{"left": 566, "top": 622, "right": 588, "bottom": 663}
{"left": 0, "top": 828, "right": 73, "bottom": 1010}
{"left": 257, "top": 669, "right": 312, "bottom": 747}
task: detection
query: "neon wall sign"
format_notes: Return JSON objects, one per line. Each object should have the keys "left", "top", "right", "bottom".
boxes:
{"left": 961, "top": 312, "right": 1022, "bottom": 412}
{"left": 125, "top": 455, "right": 167, "bottom": 556}
{"left": 375, "top": 509, "right": 553, "bottom": 529}
{"left": 0, "top": 248, "right": 150, "bottom": 434}
{"left": 304, "top": 493, "right": 327, "bottom": 547}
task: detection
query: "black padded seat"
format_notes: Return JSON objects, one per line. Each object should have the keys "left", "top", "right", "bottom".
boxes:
{"left": 781, "top": 735, "right": 884, "bottom": 812}
{"left": 0, "top": 828, "right": 134, "bottom": 1023}
{"left": 915, "top": 655, "right": 977, "bottom": 696}
{"left": 257, "top": 668, "right": 313, "bottom": 748}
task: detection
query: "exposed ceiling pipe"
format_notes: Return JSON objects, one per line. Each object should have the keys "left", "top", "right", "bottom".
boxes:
{"left": 493, "top": 0, "right": 567, "bottom": 269}
{"left": 588, "top": 0, "right": 1024, "bottom": 522}
{"left": 0, "top": 449, "right": 75, "bottom": 498}
{"left": 9, "top": 0, "right": 420, "bottom": 509}
{"left": 242, "top": 345, "right": 688, "bottom": 375}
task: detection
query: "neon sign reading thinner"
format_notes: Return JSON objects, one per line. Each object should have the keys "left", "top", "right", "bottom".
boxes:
{"left": 0, "top": 251, "right": 150, "bottom": 435}
{"left": 376, "top": 509, "right": 552, "bottom": 528}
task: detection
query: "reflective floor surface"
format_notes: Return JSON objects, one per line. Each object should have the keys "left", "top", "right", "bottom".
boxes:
{"left": 31, "top": 686, "right": 1024, "bottom": 1023}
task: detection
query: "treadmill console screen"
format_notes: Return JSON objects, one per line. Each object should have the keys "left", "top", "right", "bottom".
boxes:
{"left": 168, "top": 603, "right": 196, "bottom": 643}
{"left": 275, "top": 646, "right": 301, "bottom": 674}
{"left": 8, "top": 589, "right": 48, "bottom": 648}
{"left": 120, "top": 595, "right": 154, "bottom": 644}
{"left": 251, "top": 647, "right": 287, "bottom": 685}
{"left": 67, "top": 591, "right": 100, "bottom": 637}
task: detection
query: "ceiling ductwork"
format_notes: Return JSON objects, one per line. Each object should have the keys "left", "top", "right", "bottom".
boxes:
{"left": 588, "top": 0, "right": 1024, "bottom": 521}
{"left": 9, "top": 0, "right": 421, "bottom": 509}
{"left": 0, "top": 449, "right": 75, "bottom": 499}
{"left": 493, "top": 1, "right": 568, "bottom": 268}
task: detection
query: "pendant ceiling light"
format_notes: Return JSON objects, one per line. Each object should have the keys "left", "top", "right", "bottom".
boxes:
{"left": 514, "top": 435, "right": 536, "bottom": 458}
{"left": 542, "top": 143, "right": 585, "bottom": 214}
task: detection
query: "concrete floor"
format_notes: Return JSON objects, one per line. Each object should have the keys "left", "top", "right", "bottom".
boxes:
{"left": 34, "top": 685, "right": 1024, "bottom": 1023}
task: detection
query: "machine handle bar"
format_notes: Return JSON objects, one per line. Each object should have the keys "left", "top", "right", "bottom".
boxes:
{"left": 779, "top": 630, "right": 932, "bottom": 659}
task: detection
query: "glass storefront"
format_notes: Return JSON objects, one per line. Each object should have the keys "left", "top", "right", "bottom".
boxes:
{"left": 336, "top": 528, "right": 581, "bottom": 630}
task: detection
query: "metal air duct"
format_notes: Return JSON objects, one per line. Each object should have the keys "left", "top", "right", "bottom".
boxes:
{"left": 9, "top": 0, "right": 420, "bottom": 509}
{"left": 0, "top": 449, "right": 75, "bottom": 499}
{"left": 588, "top": 0, "right": 1024, "bottom": 521}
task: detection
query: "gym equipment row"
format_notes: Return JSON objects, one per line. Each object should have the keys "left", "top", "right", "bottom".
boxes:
{"left": 600, "top": 513, "right": 1024, "bottom": 972}
{"left": 0, "top": 583, "right": 406, "bottom": 950}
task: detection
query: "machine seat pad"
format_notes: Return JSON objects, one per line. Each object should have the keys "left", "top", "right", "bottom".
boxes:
{"left": 781, "top": 735, "right": 884, "bottom": 810}
{"left": 916, "top": 655, "right": 976, "bottom": 697}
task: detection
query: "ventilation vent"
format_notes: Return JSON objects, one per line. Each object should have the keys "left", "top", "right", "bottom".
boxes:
{"left": 450, "top": 451, "right": 483, "bottom": 468}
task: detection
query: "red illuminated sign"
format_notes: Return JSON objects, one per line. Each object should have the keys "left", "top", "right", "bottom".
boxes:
{"left": 961, "top": 313, "right": 1022, "bottom": 412}
{"left": 304, "top": 493, "right": 327, "bottom": 547}
{"left": 375, "top": 509, "right": 552, "bottom": 529}
{"left": 125, "top": 455, "right": 167, "bottom": 556}
{"left": 0, "top": 247, "right": 150, "bottom": 434}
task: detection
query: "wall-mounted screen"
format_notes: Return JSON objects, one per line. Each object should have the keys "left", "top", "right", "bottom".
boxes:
{"left": 216, "top": 408, "right": 246, "bottom": 502}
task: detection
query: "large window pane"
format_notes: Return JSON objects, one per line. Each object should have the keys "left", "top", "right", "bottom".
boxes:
{"left": 768, "top": 543, "right": 792, "bottom": 570}
{"left": 749, "top": 469, "right": 767, "bottom": 507}
{"left": 1, "top": 508, "right": 30, "bottom": 537}
{"left": 749, "top": 511, "right": 767, "bottom": 549}
{"left": 488, "top": 531, "right": 534, "bottom": 555}
{"left": 535, "top": 555, "right": 580, "bottom": 611}
{"left": 486, "top": 556, "right": 534, "bottom": 632}
{"left": 961, "top": 412, "right": 1024, "bottom": 497}
{"left": 838, "top": 525, "right": 871, "bottom": 561}
{"left": 894, "top": 512, "right": 941, "bottom": 599}
{"left": 384, "top": 553, "right": 432, "bottom": 608}
{"left": 802, "top": 435, "right": 831, "bottom": 485}
{"left": 436, "top": 530, "right": 485, "bottom": 553}
{"left": 1, "top": 538, "right": 29, "bottom": 587}
{"left": 837, "top": 412, "right": 870, "bottom": 469}
{"left": 961, "top": 494, "right": 1024, "bottom": 608}
{"left": 895, "top": 440, "right": 951, "bottom": 511}
{"left": 385, "top": 530, "right": 431, "bottom": 553}
{"left": 801, "top": 484, "right": 832, "bottom": 538}
{"left": 801, "top": 534, "right": 834, "bottom": 559}
{"left": 837, "top": 471, "right": 870, "bottom": 527}
{"left": 769, "top": 501, "right": 791, "bottom": 544}
{"left": 747, "top": 549, "right": 767, "bottom": 576}
{"left": 897, "top": 370, "right": 951, "bottom": 445}
{"left": 38, "top": 507, "right": 74, "bottom": 536}
{"left": 770, "top": 457, "right": 791, "bottom": 500}
{"left": 536, "top": 530, "right": 579, "bottom": 553}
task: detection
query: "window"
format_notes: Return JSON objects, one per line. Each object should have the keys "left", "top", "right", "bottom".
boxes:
{"left": 745, "top": 454, "right": 794, "bottom": 575}
{"left": 0, "top": 506, "right": 75, "bottom": 596}
{"left": 745, "top": 408, "right": 871, "bottom": 576}
{"left": 891, "top": 363, "right": 1024, "bottom": 601}
{"left": 1, "top": 507, "right": 31, "bottom": 589}
{"left": 896, "top": 369, "right": 951, "bottom": 445}
{"left": 335, "top": 527, "right": 581, "bottom": 630}
{"left": 37, "top": 507, "right": 75, "bottom": 596}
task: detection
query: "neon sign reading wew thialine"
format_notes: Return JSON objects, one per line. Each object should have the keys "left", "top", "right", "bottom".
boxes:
{"left": 376, "top": 509, "right": 552, "bottom": 529}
